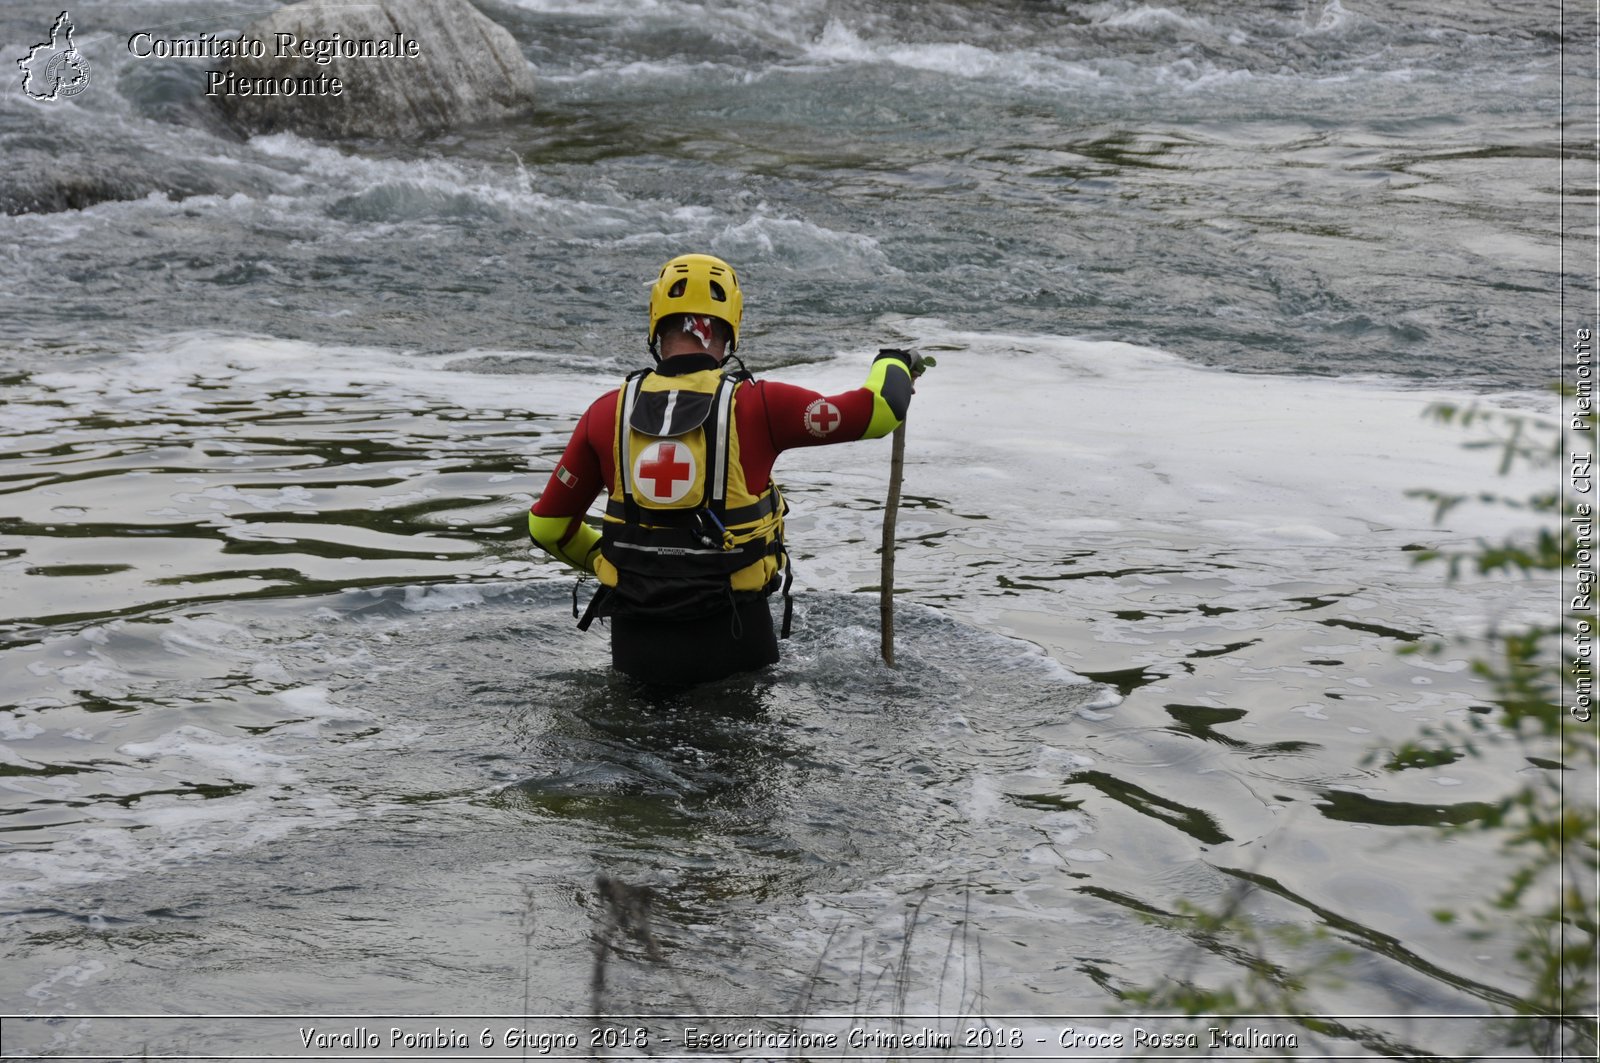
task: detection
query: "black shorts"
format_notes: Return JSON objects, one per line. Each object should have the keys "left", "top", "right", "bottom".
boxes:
{"left": 609, "top": 595, "right": 779, "bottom": 686}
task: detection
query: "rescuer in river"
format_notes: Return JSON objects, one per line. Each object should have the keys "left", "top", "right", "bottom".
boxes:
{"left": 528, "top": 252, "right": 925, "bottom": 685}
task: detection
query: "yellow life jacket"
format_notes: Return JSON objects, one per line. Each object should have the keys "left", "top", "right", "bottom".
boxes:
{"left": 592, "top": 367, "right": 787, "bottom": 622}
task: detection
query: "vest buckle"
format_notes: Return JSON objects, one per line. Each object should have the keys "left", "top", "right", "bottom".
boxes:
{"left": 693, "top": 509, "right": 735, "bottom": 551}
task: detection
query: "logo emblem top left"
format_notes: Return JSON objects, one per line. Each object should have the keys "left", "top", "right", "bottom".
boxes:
{"left": 18, "top": 11, "right": 92, "bottom": 101}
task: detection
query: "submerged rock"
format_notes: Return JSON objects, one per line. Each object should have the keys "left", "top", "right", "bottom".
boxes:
{"left": 212, "top": 0, "right": 536, "bottom": 140}
{"left": 0, "top": 135, "right": 247, "bottom": 216}
{"left": 0, "top": 151, "right": 165, "bottom": 214}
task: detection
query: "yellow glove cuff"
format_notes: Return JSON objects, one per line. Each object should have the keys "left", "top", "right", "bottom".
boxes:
{"left": 528, "top": 513, "right": 601, "bottom": 574}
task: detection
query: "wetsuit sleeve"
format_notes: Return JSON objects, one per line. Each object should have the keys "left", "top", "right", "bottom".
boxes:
{"left": 529, "top": 511, "right": 601, "bottom": 574}
{"left": 527, "top": 399, "right": 608, "bottom": 575}
{"left": 859, "top": 348, "right": 916, "bottom": 439}
{"left": 758, "top": 350, "right": 918, "bottom": 452}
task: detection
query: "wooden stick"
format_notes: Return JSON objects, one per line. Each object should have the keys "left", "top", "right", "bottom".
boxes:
{"left": 880, "top": 420, "right": 907, "bottom": 667}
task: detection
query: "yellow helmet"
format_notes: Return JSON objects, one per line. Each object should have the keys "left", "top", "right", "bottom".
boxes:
{"left": 647, "top": 253, "right": 743, "bottom": 352}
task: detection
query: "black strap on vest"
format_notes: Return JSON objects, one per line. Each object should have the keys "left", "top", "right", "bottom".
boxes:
{"left": 575, "top": 579, "right": 608, "bottom": 632}
{"left": 603, "top": 492, "right": 777, "bottom": 528}
{"left": 779, "top": 562, "right": 794, "bottom": 638}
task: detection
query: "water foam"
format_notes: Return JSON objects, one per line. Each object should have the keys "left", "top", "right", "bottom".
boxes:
{"left": 844, "top": 320, "right": 1545, "bottom": 549}
{"left": 804, "top": 17, "right": 1104, "bottom": 91}
{"left": 0, "top": 609, "right": 417, "bottom": 904}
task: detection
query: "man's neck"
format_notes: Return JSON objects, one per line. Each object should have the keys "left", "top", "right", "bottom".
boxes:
{"left": 655, "top": 352, "right": 722, "bottom": 376}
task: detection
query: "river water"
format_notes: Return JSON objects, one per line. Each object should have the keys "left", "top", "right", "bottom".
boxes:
{"left": 0, "top": 0, "right": 1588, "bottom": 1059}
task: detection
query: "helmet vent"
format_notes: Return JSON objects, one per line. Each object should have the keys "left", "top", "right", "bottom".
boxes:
{"left": 708, "top": 281, "right": 726, "bottom": 302}
{"left": 668, "top": 279, "right": 687, "bottom": 298}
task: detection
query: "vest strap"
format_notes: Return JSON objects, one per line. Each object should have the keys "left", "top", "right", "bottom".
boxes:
{"left": 576, "top": 582, "right": 610, "bottom": 632}
{"left": 779, "top": 559, "right": 794, "bottom": 639}
{"left": 707, "top": 374, "right": 737, "bottom": 515}
{"left": 603, "top": 491, "right": 778, "bottom": 528}
{"left": 615, "top": 370, "right": 651, "bottom": 523}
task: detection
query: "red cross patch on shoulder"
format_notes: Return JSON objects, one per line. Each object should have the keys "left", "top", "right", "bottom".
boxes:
{"left": 804, "top": 398, "right": 842, "bottom": 438}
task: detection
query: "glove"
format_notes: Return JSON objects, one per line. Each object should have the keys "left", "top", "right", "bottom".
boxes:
{"left": 877, "top": 347, "right": 930, "bottom": 378}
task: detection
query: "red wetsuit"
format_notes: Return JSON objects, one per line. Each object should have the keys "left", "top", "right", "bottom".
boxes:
{"left": 531, "top": 354, "right": 890, "bottom": 540}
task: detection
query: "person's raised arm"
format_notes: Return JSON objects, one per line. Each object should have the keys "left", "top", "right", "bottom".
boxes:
{"left": 758, "top": 348, "right": 927, "bottom": 452}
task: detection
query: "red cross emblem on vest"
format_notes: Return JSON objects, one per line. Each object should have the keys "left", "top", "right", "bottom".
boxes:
{"left": 632, "top": 440, "right": 697, "bottom": 504}
{"left": 804, "top": 398, "right": 842, "bottom": 438}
